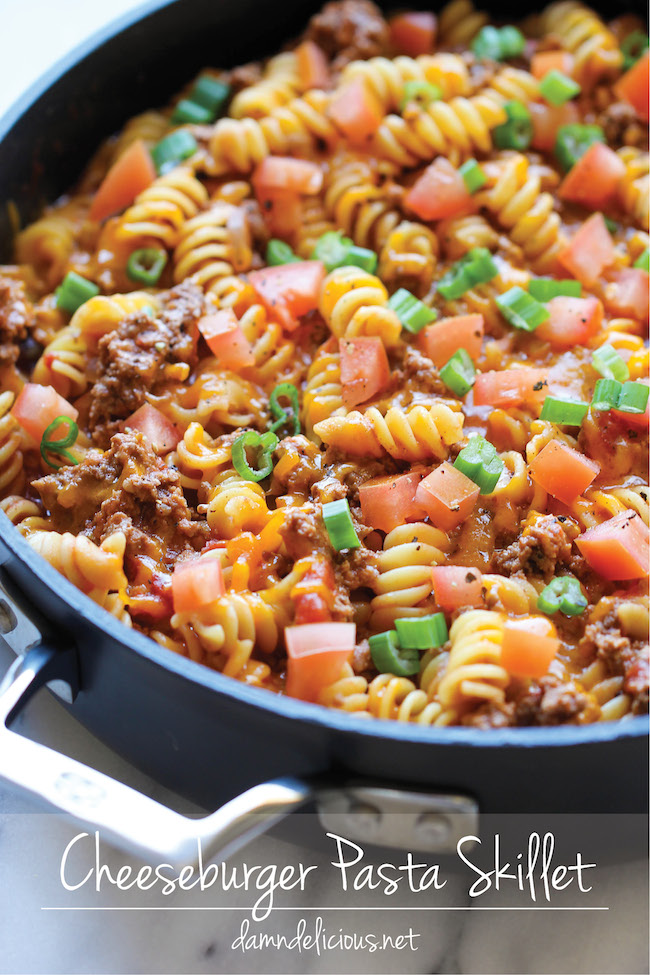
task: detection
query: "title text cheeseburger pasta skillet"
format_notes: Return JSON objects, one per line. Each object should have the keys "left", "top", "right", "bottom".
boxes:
{"left": 0, "top": 0, "right": 648, "bottom": 729}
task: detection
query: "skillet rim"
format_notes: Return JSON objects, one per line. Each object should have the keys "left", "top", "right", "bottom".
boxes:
{"left": 0, "top": 0, "right": 647, "bottom": 752}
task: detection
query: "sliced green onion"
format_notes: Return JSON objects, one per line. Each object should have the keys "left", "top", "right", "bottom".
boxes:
{"left": 322, "top": 498, "right": 360, "bottom": 551}
{"left": 40, "top": 416, "right": 80, "bottom": 470}
{"left": 232, "top": 430, "right": 278, "bottom": 482}
{"left": 554, "top": 124, "right": 605, "bottom": 172}
{"left": 400, "top": 80, "right": 442, "bottom": 111}
{"left": 368, "top": 630, "right": 419, "bottom": 677}
{"left": 266, "top": 239, "right": 300, "bottom": 266}
{"left": 191, "top": 75, "right": 230, "bottom": 116}
{"left": 151, "top": 130, "right": 198, "bottom": 175}
{"left": 496, "top": 286, "right": 550, "bottom": 332}
{"left": 540, "top": 396, "right": 589, "bottom": 426}
{"left": 472, "top": 25, "right": 525, "bottom": 61}
{"left": 591, "top": 378, "right": 622, "bottom": 412}
{"left": 528, "top": 278, "right": 582, "bottom": 301}
{"left": 539, "top": 70, "right": 581, "bottom": 106}
{"left": 493, "top": 100, "right": 532, "bottom": 151}
{"left": 538, "top": 576, "right": 587, "bottom": 617}
{"left": 617, "top": 381, "right": 650, "bottom": 414}
{"left": 592, "top": 344, "right": 629, "bottom": 383}
{"left": 395, "top": 613, "right": 448, "bottom": 650}
{"left": 440, "top": 348, "right": 476, "bottom": 397}
{"left": 621, "top": 30, "right": 649, "bottom": 70}
{"left": 269, "top": 382, "right": 301, "bottom": 436}
{"left": 311, "top": 231, "right": 352, "bottom": 272}
{"left": 171, "top": 99, "right": 213, "bottom": 125}
{"left": 633, "top": 248, "right": 650, "bottom": 272}
{"left": 126, "top": 248, "right": 167, "bottom": 285}
{"left": 603, "top": 216, "right": 619, "bottom": 235}
{"left": 459, "top": 158, "right": 487, "bottom": 194}
{"left": 387, "top": 288, "right": 437, "bottom": 333}
{"left": 346, "top": 244, "right": 378, "bottom": 274}
{"left": 55, "top": 272, "right": 100, "bottom": 314}
{"left": 436, "top": 247, "right": 498, "bottom": 300}
{"left": 454, "top": 435, "right": 504, "bottom": 495}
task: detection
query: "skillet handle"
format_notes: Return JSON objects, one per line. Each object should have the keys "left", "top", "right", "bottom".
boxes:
{"left": 0, "top": 645, "right": 312, "bottom": 865}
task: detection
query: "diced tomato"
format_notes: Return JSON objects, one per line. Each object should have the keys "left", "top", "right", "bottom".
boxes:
{"left": 501, "top": 617, "right": 560, "bottom": 678}
{"left": 198, "top": 309, "right": 255, "bottom": 369}
{"left": 531, "top": 50, "right": 575, "bottom": 79}
{"left": 359, "top": 469, "right": 428, "bottom": 533}
{"left": 418, "top": 314, "right": 484, "bottom": 368}
{"left": 473, "top": 368, "right": 548, "bottom": 408}
{"left": 249, "top": 261, "right": 326, "bottom": 331}
{"left": 252, "top": 157, "right": 323, "bottom": 196}
{"left": 559, "top": 143, "right": 626, "bottom": 209}
{"left": 431, "top": 565, "right": 484, "bottom": 610}
{"left": 124, "top": 404, "right": 180, "bottom": 455}
{"left": 613, "top": 378, "right": 650, "bottom": 431}
{"left": 339, "top": 336, "right": 390, "bottom": 408}
{"left": 292, "top": 559, "right": 335, "bottom": 625}
{"left": 576, "top": 510, "right": 649, "bottom": 580}
{"left": 614, "top": 51, "right": 649, "bottom": 123}
{"left": 558, "top": 212, "right": 615, "bottom": 287}
{"left": 415, "top": 462, "right": 480, "bottom": 532}
{"left": 535, "top": 296, "right": 604, "bottom": 348}
{"left": 11, "top": 383, "right": 79, "bottom": 444}
{"left": 604, "top": 269, "right": 650, "bottom": 323}
{"left": 172, "top": 557, "right": 225, "bottom": 615}
{"left": 89, "top": 140, "right": 155, "bottom": 222}
{"left": 294, "top": 593, "right": 331, "bottom": 625}
{"left": 404, "top": 158, "right": 473, "bottom": 222}
{"left": 529, "top": 439, "right": 600, "bottom": 505}
{"left": 285, "top": 622, "right": 355, "bottom": 702}
{"left": 329, "top": 78, "right": 383, "bottom": 145}
{"left": 530, "top": 101, "right": 579, "bottom": 152}
{"left": 296, "top": 40, "right": 331, "bottom": 90}
{"left": 389, "top": 11, "right": 437, "bottom": 56}
{"left": 256, "top": 187, "right": 303, "bottom": 238}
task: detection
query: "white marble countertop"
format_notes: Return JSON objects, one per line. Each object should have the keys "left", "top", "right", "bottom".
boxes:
{"left": 0, "top": 2, "right": 647, "bottom": 972}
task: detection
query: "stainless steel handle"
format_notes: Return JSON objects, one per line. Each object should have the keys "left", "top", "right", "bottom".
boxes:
{"left": 0, "top": 645, "right": 312, "bottom": 864}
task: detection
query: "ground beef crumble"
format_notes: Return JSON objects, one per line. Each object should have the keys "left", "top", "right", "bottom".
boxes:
{"left": 493, "top": 512, "right": 573, "bottom": 581}
{"left": 34, "top": 431, "right": 205, "bottom": 570}
{"left": 0, "top": 275, "right": 32, "bottom": 367}
{"left": 303, "top": 0, "right": 389, "bottom": 70}
{"left": 579, "top": 603, "right": 649, "bottom": 713}
{"left": 88, "top": 282, "right": 204, "bottom": 447}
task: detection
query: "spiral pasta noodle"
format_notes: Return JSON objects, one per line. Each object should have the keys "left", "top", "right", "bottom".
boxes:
{"left": 25, "top": 530, "right": 127, "bottom": 596}
{"left": 229, "top": 52, "right": 301, "bottom": 119}
{"left": 114, "top": 167, "right": 208, "bottom": 249}
{"left": 371, "top": 522, "right": 449, "bottom": 630}
{"left": 437, "top": 610, "right": 509, "bottom": 712}
{"left": 539, "top": 1, "right": 622, "bottom": 84}
{"left": 318, "top": 265, "right": 402, "bottom": 345}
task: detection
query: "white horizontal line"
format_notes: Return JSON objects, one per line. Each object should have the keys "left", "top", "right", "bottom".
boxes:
{"left": 41, "top": 906, "right": 608, "bottom": 911}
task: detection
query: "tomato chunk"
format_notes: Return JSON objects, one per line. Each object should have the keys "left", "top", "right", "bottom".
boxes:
{"left": 124, "top": 404, "right": 180, "bottom": 455}
{"left": 252, "top": 157, "right": 323, "bottom": 196}
{"left": 11, "top": 383, "right": 79, "bottom": 444}
{"left": 329, "top": 79, "right": 382, "bottom": 144}
{"left": 604, "top": 269, "right": 650, "bottom": 323}
{"left": 614, "top": 51, "right": 649, "bottom": 123}
{"left": 390, "top": 12, "right": 437, "bottom": 56}
{"left": 339, "top": 336, "right": 390, "bottom": 408}
{"left": 530, "top": 101, "right": 579, "bottom": 152}
{"left": 249, "top": 261, "right": 325, "bottom": 331}
{"left": 285, "top": 622, "right": 355, "bottom": 702}
{"left": 418, "top": 314, "right": 484, "bottom": 368}
{"left": 431, "top": 565, "right": 483, "bottom": 611}
{"left": 576, "top": 511, "right": 649, "bottom": 580}
{"left": 559, "top": 143, "right": 625, "bottom": 209}
{"left": 198, "top": 309, "right": 255, "bottom": 369}
{"left": 415, "top": 462, "right": 480, "bottom": 532}
{"left": 296, "top": 41, "right": 330, "bottom": 90}
{"left": 531, "top": 50, "right": 575, "bottom": 79}
{"left": 359, "top": 469, "right": 428, "bottom": 533}
{"left": 405, "top": 158, "right": 473, "bottom": 222}
{"left": 473, "top": 368, "right": 548, "bottom": 407}
{"left": 535, "top": 296, "right": 603, "bottom": 348}
{"left": 529, "top": 440, "right": 600, "bottom": 505}
{"left": 501, "top": 617, "right": 560, "bottom": 678}
{"left": 172, "top": 556, "right": 225, "bottom": 615}
{"left": 89, "top": 140, "right": 155, "bottom": 222}
{"left": 558, "top": 213, "right": 615, "bottom": 287}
